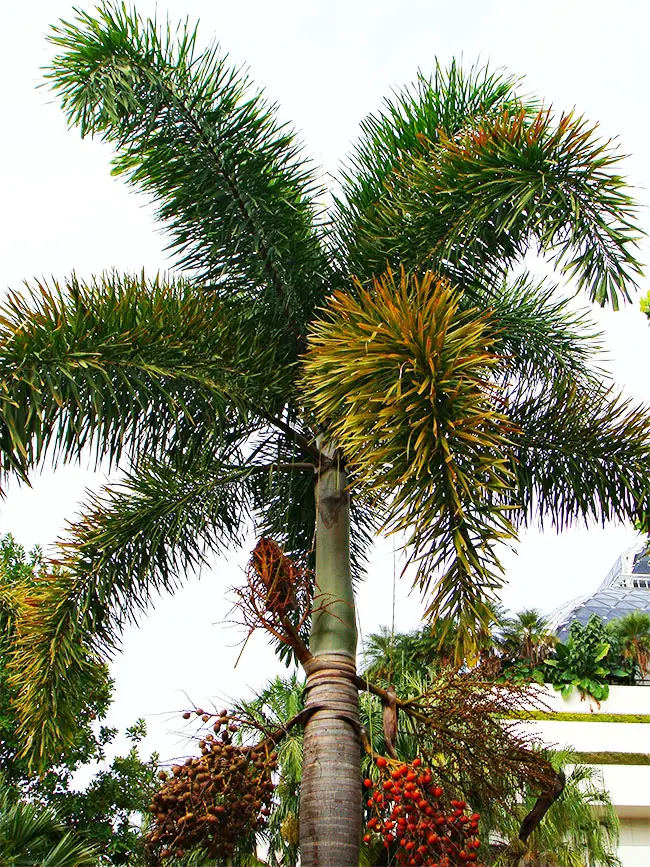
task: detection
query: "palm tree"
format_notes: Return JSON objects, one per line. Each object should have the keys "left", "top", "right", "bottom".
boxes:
{"left": 362, "top": 623, "right": 458, "bottom": 683}
{"left": 497, "top": 610, "right": 558, "bottom": 666}
{"left": 484, "top": 761, "right": 620, "bottom": 867}
{"left": 608, "top": 611, "right": 650, "bottom": 677}
{"left": 2, "top": 4, "right": 650, "bottom": 864}
{"left": 0, "top": 779, "right": 98, "bottom": 866}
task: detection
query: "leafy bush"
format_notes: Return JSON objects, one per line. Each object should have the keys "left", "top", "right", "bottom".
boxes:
{"left": 544, "top": 615, "right": 635, "bottom": 701}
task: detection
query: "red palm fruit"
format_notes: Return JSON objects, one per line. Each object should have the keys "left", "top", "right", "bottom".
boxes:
{"left": 427, "top": 833, "right": 438, "bottom": 844}
{"left": 470, "top": 813, "right": 480, "bottom": 821}
{"left": 432, "top": 786, "right": 443, "bottom": 798}
{"left": 412, "top": 758, "right": 422, "bottom": 767}
{"left": 376, "top": 756, "right": 388, "bottom": 768}
{"left": 364, "top": 778, "right": 373, "bottom": 788}
{"left": 384, "top": 780, "right": 394, "bottom": 790}
{"left": 363, "top": 834, "right": 372, "bottom": 843}
{"left": 367, "top": 799, "right": 374, "bottom": 807}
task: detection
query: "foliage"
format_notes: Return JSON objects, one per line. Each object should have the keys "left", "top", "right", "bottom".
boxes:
{"left": 0, "top": 776, "right": 99, "bottom": 866}
{"left": 303, "top": 269, "right": 516, "bottom": 646}
{"left": 496, "top": 610, "right": 557, "bottom": 666}
{"left": 482, "top": 758, "right": 620, "bottom": 867}
{"left": 335, "top": 63, "right": 642, "bottom": 308}
{"left": 607, "top": 611, "right": 650, "bottom": 676}
{"left": 0, "top": 534, "right": 158, "bottom": 864}
{"left": 235, "top": 675, "right": 305, "bottom": 867}
{"left": 544, "top": 615, "right": 636, "bottom": 701}
{"left": 362, "top": 623, "right": 462, "bottom": 685}
{"left": 2, "top": 13, "right": 650, "bottom": 865}
{"left": 0, "top": 534, "right": 111, "bottom": 780}
{"left": 641, "top": 289, "right": 650, "bottom": 316}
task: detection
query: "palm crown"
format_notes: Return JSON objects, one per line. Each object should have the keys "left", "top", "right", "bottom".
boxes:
{"left": 2, "top": 3, "right": 650, "bottom": 863}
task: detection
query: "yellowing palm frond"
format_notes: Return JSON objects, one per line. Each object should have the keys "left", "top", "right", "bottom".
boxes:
{"left": 303, "top": 269, "right": 518, "bottom": 656}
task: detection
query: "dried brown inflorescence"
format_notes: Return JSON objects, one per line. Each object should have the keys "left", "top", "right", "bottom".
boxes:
{"left": 391, "top": 667, "right": 555, "bottom": 808}
{"left": 232, "top": 537, "right": 313, "bottom": 663}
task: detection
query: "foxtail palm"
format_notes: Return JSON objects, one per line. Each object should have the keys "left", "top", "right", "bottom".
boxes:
{"left": 2, "top": 5, "right": 650, "bottom": 864}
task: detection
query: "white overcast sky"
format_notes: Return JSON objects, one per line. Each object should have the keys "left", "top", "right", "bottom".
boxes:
{"left": 2, "top": 0, "right": 650, "bottom": 763}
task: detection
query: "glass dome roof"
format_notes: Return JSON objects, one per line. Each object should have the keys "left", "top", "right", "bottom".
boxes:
{"left": 548, "top": 542, "right": 650, "bottom": 640}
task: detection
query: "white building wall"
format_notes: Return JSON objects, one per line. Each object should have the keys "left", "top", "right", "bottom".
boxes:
{"left": 619, "top": 819, "right": 650, "bottom": 867}
{"left": 527, "top": 686, "right": 650, "bottom": 867}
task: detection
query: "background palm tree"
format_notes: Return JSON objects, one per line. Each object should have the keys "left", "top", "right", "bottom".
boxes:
{"left": 484, "top": 760, "right": 620, "bottom": 867}
{"left": 0, "top": 779, "right": 98, "bottom": 866}
{"left": 497, "top": 610, "right": 558, "bottom": 666}
{"left": 608, "top": 612, "right": 650, "bottom": 677}
{"left": 2, "top": 4, "right": 650, "bottom": 864}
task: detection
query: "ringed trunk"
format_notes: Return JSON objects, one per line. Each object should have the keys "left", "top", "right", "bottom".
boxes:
{"left": 299, "top": 451, "right": 361, "bottom": 866}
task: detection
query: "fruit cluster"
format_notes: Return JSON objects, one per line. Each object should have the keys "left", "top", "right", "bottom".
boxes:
{"left": 363, "top": 756, "right": 483, "bottom": 866}
{"left": 146, "top": 709, "right": 277, "bottom": 861}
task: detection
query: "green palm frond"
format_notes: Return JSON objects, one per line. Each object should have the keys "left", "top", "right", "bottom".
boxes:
{"left": 335, "top": 61, "right": 525, "bottom": 276}
{"left": 480, "top": 273, "right": 604, "bottom": 386}
{"left": 7, "top": 448, "right": 262, "bottom": 768}
{"left": 506, "top": 381, "right": 650, "bottom": 528}
{"left": 303, "top": 269, "right": 517, "bottom": 651}
{"left": 0, "top": 779, "right": 99, "bottom": 865}
{"left": 337, "top": 67, "right": 642, "bottom": 307}
{"left": 486, "top": 760, "right": 620, "bottom": 867}
{"left": 47, "top": 2, "right": 332, "bottom": 328}
{"left": 235, "top": 675, "right": 304, "bottom": 867}
{"left": 0, "top": 272, "right": 289, "bottom": 487}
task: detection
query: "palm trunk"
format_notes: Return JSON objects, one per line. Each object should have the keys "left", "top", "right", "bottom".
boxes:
{"left": 299, "top": 449, "right": 361, "bottom": 866}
